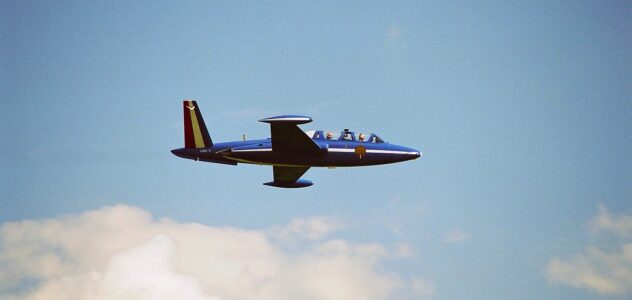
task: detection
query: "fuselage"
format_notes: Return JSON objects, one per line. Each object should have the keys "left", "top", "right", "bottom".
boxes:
{"left": 171, "top": 135, "right": 421, "bottom": 168}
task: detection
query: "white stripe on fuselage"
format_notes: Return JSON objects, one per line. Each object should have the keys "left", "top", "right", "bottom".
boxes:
{"left": 328, "top": 148, "right": 419, "bottom": 155}
{"left": 231, "top": 147, "right": 418, "bottom": 155}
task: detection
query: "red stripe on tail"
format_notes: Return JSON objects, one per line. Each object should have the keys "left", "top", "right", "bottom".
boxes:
{"left": 183, "top": 100, "right": 195, "bottom": 148}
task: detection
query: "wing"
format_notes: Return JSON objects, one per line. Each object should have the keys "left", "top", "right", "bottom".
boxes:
{"left": 263, "top": 166, "right": 313, "bottom": 188}
{"left": 273, "top": 166, "right": 310, "bottom": 182}
{"left": 259, "top": 115, "right": 320, "bottom": 152}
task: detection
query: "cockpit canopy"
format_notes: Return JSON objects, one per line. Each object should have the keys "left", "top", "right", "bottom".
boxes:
{"left": 304, "top": 129, "right": 385, "bottom": 143}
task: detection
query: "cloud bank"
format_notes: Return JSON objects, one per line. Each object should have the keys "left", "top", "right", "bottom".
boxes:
{"left": 546, "top": 204, "right": 632, "bottom": 295}
{"left": 0, "top": 205, "right": 432, "bottom": 300}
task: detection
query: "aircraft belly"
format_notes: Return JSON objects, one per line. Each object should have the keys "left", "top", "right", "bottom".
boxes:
{"left": 323, "top": 152, "right": 385, "bottom": 166}
{"left": 224, "top": 148, "right": 402, "bottom": 167}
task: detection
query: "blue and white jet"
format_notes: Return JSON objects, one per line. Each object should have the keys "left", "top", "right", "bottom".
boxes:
{"left": 171, "top": 100, "right": 422, "bottom": 188}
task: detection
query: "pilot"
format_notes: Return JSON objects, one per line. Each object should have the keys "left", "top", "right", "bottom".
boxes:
{"left": 358, "top": 133, "right": 366, "bottom": 142}
{"left": 326, "top": 132, "right": 333, "bottom": 139}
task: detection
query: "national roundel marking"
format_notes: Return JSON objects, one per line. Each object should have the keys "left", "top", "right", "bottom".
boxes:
{"left": 355, "top": 146, "right": 366, "bottom": 159}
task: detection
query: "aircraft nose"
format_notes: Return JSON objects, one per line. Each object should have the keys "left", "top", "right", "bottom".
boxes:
{"left": 395, "top": 146, "right": 421, "bottom": 161}
{"left": 412, "top": 150, "right": 422, "bottom": 159}
{"left": 405, "top": 147, "right": 422, "bottom": 160}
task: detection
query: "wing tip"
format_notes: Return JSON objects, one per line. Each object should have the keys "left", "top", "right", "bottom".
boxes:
{"left": 263, "top": 179, "right": 313, "bottom": 188}
{"left": 259, "top": 115, "right": 312, "bottom": 124}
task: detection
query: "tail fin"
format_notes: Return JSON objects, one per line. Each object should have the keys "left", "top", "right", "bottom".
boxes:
{"left": 183, "top": 100, "right": 213, "bottom": 148}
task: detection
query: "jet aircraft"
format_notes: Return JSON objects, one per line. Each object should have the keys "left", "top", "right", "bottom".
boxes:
{"left": 171, "top": 100, "right": 422, "bottom": 188}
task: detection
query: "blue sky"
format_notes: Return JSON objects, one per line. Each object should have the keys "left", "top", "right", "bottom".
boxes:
{"left": 2, "top": 1, "right": 631, "bottom": 299}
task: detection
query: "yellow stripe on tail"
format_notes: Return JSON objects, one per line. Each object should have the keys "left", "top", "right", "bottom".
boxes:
{"left": 183, "top": 100, "right": 213, "bottom": 148}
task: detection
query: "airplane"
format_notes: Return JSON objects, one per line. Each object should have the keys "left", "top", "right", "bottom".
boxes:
{"left": 171, "top": 100, "right": 422, "bottom": 188}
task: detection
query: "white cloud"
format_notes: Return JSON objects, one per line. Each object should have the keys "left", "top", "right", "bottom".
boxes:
{"left": 546, "top": 204, "right": 632, "bottom": 295}
{"left": 443, "top": 229, "right": 470, "bottom": 244}
{"left": 411, "top": 276, "right": 435, "bottom": 298}
{"left": 0, "top": 205, "right": 430, "bottom": 300}
{"left": 590, "top": 204, "right": 632, "bottom": 239}
{"left": 394, "top": 243, "right": 415, "bottom": 258}
{"left": 270, "top": 216, "right": 345, "bottom": 241}
{"left": 26, "top": 235, "right": 220, "bottom": 300}
{"left": 547, "top": 244, "right": 632, "bottom": 295}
